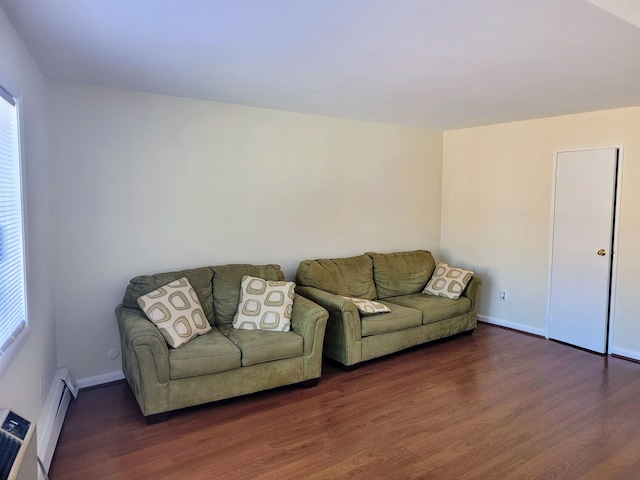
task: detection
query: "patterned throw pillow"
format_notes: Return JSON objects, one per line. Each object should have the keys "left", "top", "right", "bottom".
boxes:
{"left": 137, "top": 277, "right": 212, "bottom": 348}
{"left": 423, "top": 262, "right": 474, "bottom": 299}
{"left": 342, "top": 296, "right": 391, "bottom": 315}
{"left": 233, "top": 276, "right": 295, "bottom": 331}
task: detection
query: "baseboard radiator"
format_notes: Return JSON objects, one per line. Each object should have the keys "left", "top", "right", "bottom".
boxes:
{"left": 37, "top": 368, "right": 78, "bottom": 476}
{"left": 0, "top": 409, "right": 37, "bottom": 480}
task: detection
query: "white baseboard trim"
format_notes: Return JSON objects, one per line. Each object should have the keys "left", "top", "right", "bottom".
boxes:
{"left": 478, "top": 315, "right": 547, "bottom": 337}
{"left": 480, "top": 317, "right": 640, "bottom": 362}
{"left": 609, "top": 346, "right": 640, "bottom": 362}
{"left": 77, "top": 370, "right": 125, "bottom": 389}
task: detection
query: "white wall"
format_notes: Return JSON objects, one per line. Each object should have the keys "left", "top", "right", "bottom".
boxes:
{"left": 441, "top": 106, "right": 640, "bottom": 358}
{"left": 47, "top": 81, "right": 443, "bottom": 382}
{"left": 0, "top": 8, "right": 56, "bottom": 421}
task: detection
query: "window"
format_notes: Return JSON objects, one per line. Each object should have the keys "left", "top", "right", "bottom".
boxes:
{"left": 0, "top": 85, "right": 27, "bottom": 364}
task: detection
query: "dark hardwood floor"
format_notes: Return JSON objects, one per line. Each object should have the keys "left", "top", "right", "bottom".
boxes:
{"left": 49, "top": 323, "right": 640, "bottom": 479}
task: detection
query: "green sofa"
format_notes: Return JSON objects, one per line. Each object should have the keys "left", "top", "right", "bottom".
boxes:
{"left": 295, "top": 250, "right": 481, "bottom": 368}
{"left": 115, "top": 263, "right": 328, "bottom": 423}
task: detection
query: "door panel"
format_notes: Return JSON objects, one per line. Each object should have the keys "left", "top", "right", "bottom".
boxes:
{"left": 548, "top": 148, "right": 617, "bottom": 353}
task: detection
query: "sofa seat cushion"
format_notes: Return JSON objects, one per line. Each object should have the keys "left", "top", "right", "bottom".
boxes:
{"left": 168, "top": 327, "right": 241, "bottom": 380}
{"left": 219, "top": 325, "right": 303, "bottom": 367}
{"left": 360, "top": 302, "right": 422, "bottom": 337}
{"left": 367, "top": 250, "right": 436, "bottom": 299}
{"left": 385, "top": 294, "right": 471, "bottom": 325}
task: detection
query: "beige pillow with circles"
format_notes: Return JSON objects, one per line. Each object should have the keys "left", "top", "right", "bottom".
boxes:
{"left": 342, "top": 296, "right": 391, "bottom": 315}
{"left": 137, "top": 277, "right": 212, "bottom": 348}
{"left": 233, "top": 276, "right": 295, "bottom": 331}
{"left": 423, "top": 262, "right": 474, "bottom": 300}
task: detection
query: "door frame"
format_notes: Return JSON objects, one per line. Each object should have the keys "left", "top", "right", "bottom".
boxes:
{"left": 545, "top": 145, "right": 624, "bottom": 353}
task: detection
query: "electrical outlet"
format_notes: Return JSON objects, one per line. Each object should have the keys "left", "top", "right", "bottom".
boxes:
{"left": 499, "top": 290, "right": 506, "bottom": 300}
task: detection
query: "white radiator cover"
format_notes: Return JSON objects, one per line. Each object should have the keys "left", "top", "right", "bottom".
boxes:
{"left": 0, "top": 409, "right": 37, "bottom": 480}
{"left": 37, "top": 368, "right": 77, "bottom": 476}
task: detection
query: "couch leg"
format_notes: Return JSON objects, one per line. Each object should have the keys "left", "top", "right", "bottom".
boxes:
{"left": 339, "top": 363, "right": 360, "bottom": 372}
{"left": 301, "top": 378, "right": 319, "bottom": 388}
{"left": 145, "top": 412, "right": 170, "bottom": 425}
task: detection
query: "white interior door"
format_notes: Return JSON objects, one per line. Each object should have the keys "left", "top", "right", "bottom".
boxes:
{"left": 548, "top": 148, "right": 618, "bottom": 353}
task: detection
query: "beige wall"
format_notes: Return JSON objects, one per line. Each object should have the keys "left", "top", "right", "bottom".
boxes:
{"left": 47, "top": 81, "right": 444, "bottom": 382}
{"left": 0, "top": 8, "right": 56, "bottom": 421}
{"left": 6, "top": 0, "right": 640, "bottom": 407}
{"left": 442, "top": 106, "right": 640, "bottom": 358}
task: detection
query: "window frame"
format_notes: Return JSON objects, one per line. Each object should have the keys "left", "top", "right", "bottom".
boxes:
{"left": 0, "top": 84, "right": 29, "bottom": 379}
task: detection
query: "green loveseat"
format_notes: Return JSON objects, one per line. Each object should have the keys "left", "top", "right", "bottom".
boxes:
{"left": 115, "top": 263, "right": 328, "bottom": 423}
{"left": 295, "top": 250, "right": 481, "bottom": 369}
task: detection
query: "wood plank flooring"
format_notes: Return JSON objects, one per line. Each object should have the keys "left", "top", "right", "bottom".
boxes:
{"left": 49, "top": 323, "right": 640, "bottom": 479}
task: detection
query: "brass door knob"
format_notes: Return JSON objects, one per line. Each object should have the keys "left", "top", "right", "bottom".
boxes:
{"left": 597, "top": 249, "right": 606, "bottom": 256}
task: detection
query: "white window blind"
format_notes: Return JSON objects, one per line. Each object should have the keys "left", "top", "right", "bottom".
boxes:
{"left": 0, "top": 85, "right": 27, "bottom": 360}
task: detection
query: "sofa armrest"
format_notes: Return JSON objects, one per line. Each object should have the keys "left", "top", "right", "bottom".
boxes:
{"left": 291, "top": 294, "right": 329, "bottom": 356}
{"left": 116, "top": 305, "right": 170, "bottom": 384}
{"left": 295, "top": 285, "right": 363, "bottom": 366}
{"left": 462, "top": 276, "right": 482, "bottom": 315}
{"left": 295, "top": 286, "right": 362, "bottom": 340}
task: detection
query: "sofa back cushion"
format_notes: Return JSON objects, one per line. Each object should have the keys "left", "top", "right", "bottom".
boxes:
{"left": 368, "top": 250, "right": 436, "bottom": 299}
{"left": 211, "top": 264, "right": 285, "bottom": 325}
{"left": 296, "top": 254, "right": 377, "bottom": 300}
{"left": 122, "top": 266, "right": 215, "bottom": 325}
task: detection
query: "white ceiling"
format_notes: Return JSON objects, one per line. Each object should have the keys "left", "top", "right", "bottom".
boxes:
{"left": 2, "top": 0, "right": 640, "bottom": 129}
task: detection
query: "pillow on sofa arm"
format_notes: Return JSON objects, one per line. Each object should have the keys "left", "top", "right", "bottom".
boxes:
{"left": 233, "top": 276, "right": 295, "bottom": 331}
{"left": 342, "top": 296, "right": 391, "bottom": 315}
{"left": 137, "top": 277, "right": 212, "bottom": 348}
{"left": 423, "top": 262, "right": 474, "bottom": 300}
